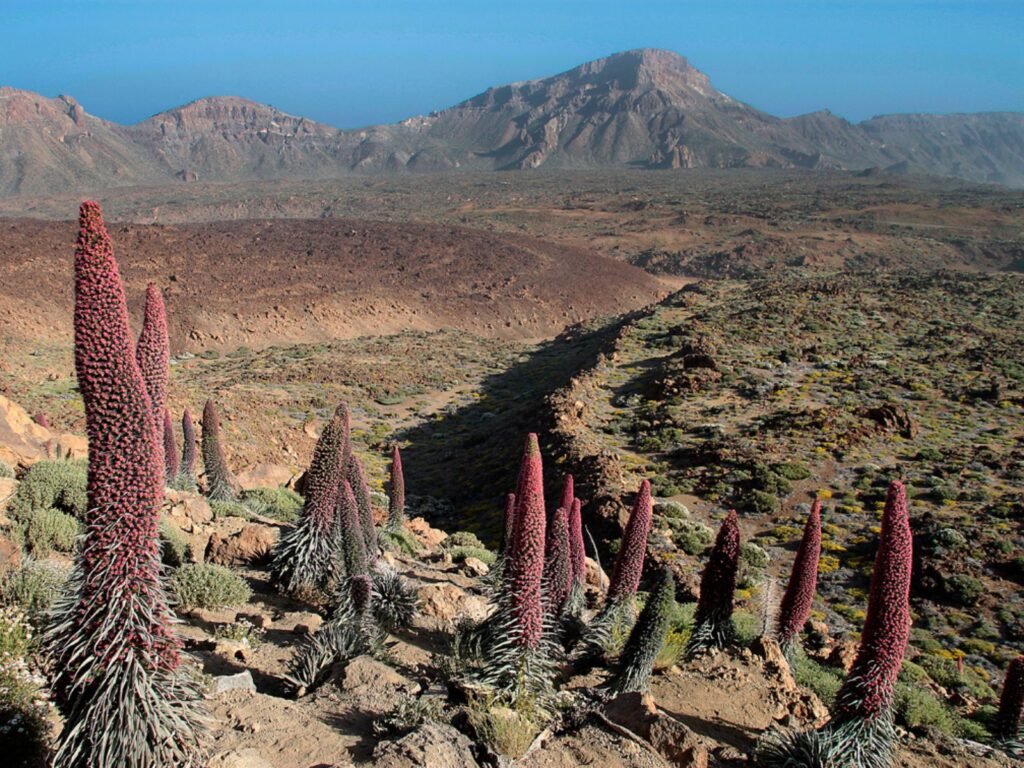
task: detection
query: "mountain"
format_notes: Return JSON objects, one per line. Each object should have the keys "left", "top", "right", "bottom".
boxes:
{"left": 1, "top": 49, "right": 1023, "bottom": 195}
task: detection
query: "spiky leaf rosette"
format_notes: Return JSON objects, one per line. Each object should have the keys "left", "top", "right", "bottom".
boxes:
{"left": 371, "top": 567, "right": 419, "bottom": 631}
{"left": 386, "top": 444, "right": 406, "bottom": 532}
{"left": 997, "top": 656, "right": 1024, "bottom": 742}
{"left": 270, "top": 409, "right": 347, "bottom": 594}
{"left": 163, "top": 409, "right": 180, "bottom": 482}
{"left": 200, "top": 399, "right": 240, "bottom": 502}
{"left": 776, "top": 500, "right": 822, "bottom": 654}
{"left": 832, "top": 481, "right": 912, "bottom": 725}
{"left": 346, "top": 454, "right": 378, "bottom": 561}
{"left": 135, "top": 282, "right": 169, "bottom": 441}
{"left": 46, "top": 201, "right": 203, "bottom": 768}
{"left": 686, "top": 510, "right": 740, "bottom": 656}
{"left": 608, "top": 480, "right": 653, "bottom": 602}
{"left": 609, "top": 566, "right": 675, "bottom": 695}
{"left": 543, "top": 505, "right": 572, "bottom": 618}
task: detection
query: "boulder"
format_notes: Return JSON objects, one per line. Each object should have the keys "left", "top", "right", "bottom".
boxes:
{"left": 0, "top": 394, "right": 86, "bottom": 467}
{"left": 415, "top": 583, "right": 489, "bottom": 629}
{"left": 336, "top": 655, "right": 421, "bottom": 714}
{"left": 206, "top": 523, "right": 279, "bottom": 566}
{"left": 604, "top": 691, "right": 709, "bottom": 768}
{"left": 210, "top": 670, "right": 256, "bottom": 696}
{"left": 406, "top": 517, "right": 447, "bottom": 549}
{"left": 164, "top": 489, "right": 215, "bottom": 529}
{"left": 236, "top": 463, "right": 297, "bottom": 490}
{"left": 461, "top": 556, "right": 490, "bottom": 577}
{"left": 373, "top": 723, "right": 480, "bottom": 768}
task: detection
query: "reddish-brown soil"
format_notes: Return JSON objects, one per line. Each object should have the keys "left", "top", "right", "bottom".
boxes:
{"left": 0, "top": 217, "right": 673, "bottom": 353}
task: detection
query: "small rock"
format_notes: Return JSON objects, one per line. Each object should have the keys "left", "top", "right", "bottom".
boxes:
{"left": 604, "top": 690, "right": 658, "bottom": 734}
{"left": 235, "top": 611, "right": 272, "bottom": 629}
{"left": 373, "top": 723, "right": 480, "bottom": 768}
{"left": 406, "top": 517, "right": 447, "bottom": 549}
{"left": 236, "top": 463, "right": 297, "bottom": 490}
{"left": 292, "top": 613, "right": 324, "bottom": 635}
{"left": 461, "top": 556, "right": 490, "bottom": 577}
{"left": 206, "top": 523, "right": 279, "bottom": 566}
{"left": 416, "top": 583, "right": 489, "bottom": 628}
{"left": 210, "top": 670, "right": 256, "bottom": 696}
{"left": 214, "top": 639, "right": 254, "bottom": 663}
{"left": 829, "top": 639, "right": 858, "bottom": 672}
{"left": 585, "top": 557, "right": 609, "bottom": 590}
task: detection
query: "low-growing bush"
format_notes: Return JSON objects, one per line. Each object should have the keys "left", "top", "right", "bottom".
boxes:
{"left": 240, "top": 486, "right": 303, "bottom": 523}
{"left": 448, "top": 546, "right": 497, "bottom": 566}
{"left": 159, "top": 519, "right": 190, "bottom": 567}
{"left": 0, "top": 559, "right": 69, "bottom": 623}
{"left": 792, "top": 651, "right": 843, "bottom": 707}
{"left": 668, "top": 519, "right": 714, "bottom": 555}
{"left": 894, "top": 683, "right": 958, "bottom": 735}
{"left": 0, "top": 460, "right": 13, "bottom": 479}
{"left": 23, "top": 507, "right": 80, "bottom": 555}
{"left": 210, "top": 500, "right": 253, "bottom": 520}
{"left": 945, "top": 574, "right": 984, "bottom": 606}
{"left": 171, "top": 563, "right": 251, "bottom": 610}
{"left": 8, "top": 460, "right": 87, "bottom": 521}
{"left": 0, "top": 606, "right": 51, "bottom": 767}
{"left": 442, "top": 531, "right": 487, "bottom": 550}
{"left": 466, "top": 699, "right": 540, "bottom": 758}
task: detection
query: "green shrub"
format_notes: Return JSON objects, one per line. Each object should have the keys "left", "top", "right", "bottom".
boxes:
{"left": 8, "top": 460, "right": 87, "bottom": 522}
{"left": 449, "top": 546, "right": 497, "bottom": 566}
{"left": 655, "top": 500, "right": 689, "bottom": 519}
{"left": 792, "top": 652, "right": 843, "bottom": 707}
{"left": 380, "top": 527, "right": 421, "bottom": 556}
{"left": 668, "top": 519, "right": 713, "bottom": 555}
{"left": 466, "top": 699, "right": 540, "bottom": 758}
{"left": 0, "top": 559, "right": 69, "bottom": 622}
{"left": 0, "top": 607, "right": 51, "bottom": 766}
{"left": 159, "top": 519, "right": 190, "bottom": 567}
{"left": 210, "top": 500, "right": 252, "bottom": 520}
{"left": 894, "top": 683, "right": 958, "bottom": 735}
{"left": 240, "top": 487, "right": 303, "bottom": 523}
{"left": 443, "top": 531, "right": 487, "bottom": 550}
{"left": 745, "top": 490, "right": 780, "bottom": 515}
{"left": 23, "top": 508, "right": 80, "bottom": 555}
{"left": 0, "top": 461, "right": 13, "bottom": 479}
{"left": 738, "top": 542, "right": 770, "bottom": 588}
{"left": 171, "top": 563, "right": 251, "bottom": 611}
{"left": 945, "top": 574, "right": 984, "bottom": 606}
{"left": 775, "top": 462, "right": 812, "bottom": 481}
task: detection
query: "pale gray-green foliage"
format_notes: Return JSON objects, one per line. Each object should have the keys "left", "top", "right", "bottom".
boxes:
{"left": 8, "top": 460, "right": 87, "bottom": 521}
{"left": 0, "top": 558, "right": 69, "bottom": 622}
{"left": 171, "top": 564, "right": 251, "bottom": 611}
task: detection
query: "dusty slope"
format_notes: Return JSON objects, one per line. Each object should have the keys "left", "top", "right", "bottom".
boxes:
{"left": 0, "top": 216, "right": 670, "bottom": 351}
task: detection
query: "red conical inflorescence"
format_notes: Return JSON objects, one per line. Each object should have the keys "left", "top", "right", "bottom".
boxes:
{"left": 568, "top": 497, "right": 586, "bottom": 589}
{"left": 303, "top": 410, "right": 348, "bottom": 535}
{"left": 608, "top": 480, "right": 653, "bottom": 601}
{"left": 337, "top": 479, "right": 369, "bottom": 580}
{"left": 689, "top": 510, "right": 741, "bottom": 651}
{"left": 508, "top": 433, "right": 547, "bottom": 649}
{"left": 997, "top": 656, "right": 1024, "bottom": 741}
{"left": 387, "top": 444, "right": 405, "bottom": 531}
{"left": 776, "top": 499, "right": 822, "bottom": 650}
{"left": 347, "top": 454, "right": 378, "bottom": 560}
{"left": 201, "top": 398, "right": 240, "bottom": 501}
{"left": 543, "top": 505, "right": 572, "bottom": 616}
{"left": 502, "top": 492, "right": 517, "bottom": 555}
{"left": 833, "top": 480, "right": 913, "bottom": 722}
{"left": 163, "top": 408, "right": 180, "bottom": 481}
{"left": 558, "top": 474, "right": 574, "bottom": 519}
{"left": 181, "top": 407, "right": 197, "bottom": 477}
{"left": 46, "top": 202, "right": 203, "bottom": 766}
{"left": 135, "top": 282, "right": 169, "bottom": 435}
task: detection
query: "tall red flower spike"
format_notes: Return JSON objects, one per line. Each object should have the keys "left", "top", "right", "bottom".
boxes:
{"left": 508, "top": 433, "right": 547, "bottom": 649}
{"left": 776, "top": 499, "right": 822, "bottom": 650}
{"left": 692, "top": 510, "right": 741, "bottom": 635}
{"left": 135, "top": 282, "right": 169, "bottom": 440}
{"left": 33, "top": 411, "right": 50, "bottom": 429}
{"left": 608, "top": 480, "right": 653, "bottom": 601}
{"left": 347, "top": 453, "right": 378, "bottom": 560}
{"left": 997, "top": 656, "right": 1024, "bottom": 740}
{"left": 558, "top": 474, "right": 575, "bottom": 518}
{"left": 201, "top": 399, "right": 240, "bottom": 500}
{"left": 568, "top": 497, "right": 586, "bottom": 588}
{"left": 387, "top": 443, "right": 405, "bottom": 531}
{"left": 543, "top": 505, "right": 572, "bottom": 616}
{"left": 181, "top": 407, "right": 197, "bottom": 477}
{"left": 46, "top": 202, "right": 203, "bottom": 768}
{"left": 163, "top": 408, "right": 180, "bottom": 481}
{"left": 502, "top": 492, "right": 517, "bottom": 555}
{"left": 833, "top": 481, "right": 913, "bottom": 722}
{"left": 337, "top": 479, "right": 369, "bottom": 579}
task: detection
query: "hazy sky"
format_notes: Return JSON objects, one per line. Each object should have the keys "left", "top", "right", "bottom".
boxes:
{"left": 3, "top": 0, "right": 1022, "bottom": 128}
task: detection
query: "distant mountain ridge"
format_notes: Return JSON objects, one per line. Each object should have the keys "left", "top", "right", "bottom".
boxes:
{"left": 2, "top": 48, "right": 1023, "bottom": 195}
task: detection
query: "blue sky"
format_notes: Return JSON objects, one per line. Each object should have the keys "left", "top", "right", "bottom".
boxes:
{"left": 3, "top": 0, "right": 1022, "bottom": 128}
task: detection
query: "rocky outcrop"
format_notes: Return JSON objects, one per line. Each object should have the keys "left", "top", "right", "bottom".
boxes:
{"left": 0, "top": 395, "right": 87, "bottom": 467}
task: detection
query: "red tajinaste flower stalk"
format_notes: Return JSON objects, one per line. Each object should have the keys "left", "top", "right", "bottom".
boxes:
{"left": 997, "top": 656, "right": 1024, "bottom": 741}
{"left": 608, "top": 480, "right": 653, "bottom": 601}
{"left": 201, "top": 399, "right": 239, "bottom": 501}
{"left": 33, "top": 410, "right": 50, "bottom": 429}
{"left": 386, "top": 444, "right": 405, "bottom": 532}
{"left": 271, "top": 405, "right": 347, "bottom": 593}
{"left": 136, "top": 282, "right": 169, "bottom": 439}
{"left": 558, "top": 474, "right": 574, "bottom": 518}
{"left": 543, "top": 505, "right": 572, "bottom": 617}
{"left": 163, "top": 408, "right": 180, "bottom": 481}
{"left": 47, "top": 201, "right": 202, "bottom": 766}
{"left": 181, "top": 407, "right": 197, "bottom": 477}
{"left": 508, "top": 433, "right": 547, "bottom": 649}
{"left": 776, "top": 500, "right": 822, "bottom": 650}
{"left": 687, "top": 510, "right": 740, "bottom": 654}
{"left": 337, "top": 479, "right": 369, "bottom": 580}
{"left": 568, "top": 497, "right": 586, "bottom": 588}
{"left": 347, "top": 453, "right": 378, "bottom": 560}
{"left": 833, "top": 481, "right": 913, "bottom": 723}
{"left": 502, "top": 492, "right": 517, "bottom": 555}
